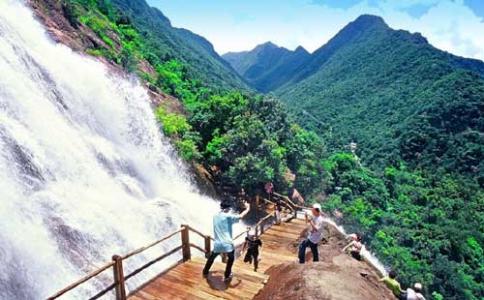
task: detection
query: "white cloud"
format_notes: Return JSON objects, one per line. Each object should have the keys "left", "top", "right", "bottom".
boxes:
{"left": 381, "top": 0, "right": 484, "bottom": 60}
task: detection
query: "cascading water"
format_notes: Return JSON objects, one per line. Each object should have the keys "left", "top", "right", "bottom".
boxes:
{"left": 0, "top": 1, "right": 219, "bottom": 299}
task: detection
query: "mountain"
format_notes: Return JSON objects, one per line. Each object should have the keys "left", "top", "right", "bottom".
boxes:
{"left": 106, "top": 0, "right": 247, "bottom": 90}
{"left": 269, "top": 15, "right": 484, "bottom": 175}
{"left": 224, "top": 18, "right": 484, "bottom": 299}
{"left": 222, "top": 42, "right": 310, "bottom": 92}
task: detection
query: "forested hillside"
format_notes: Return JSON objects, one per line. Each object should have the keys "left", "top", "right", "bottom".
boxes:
{"left": 223, "top": 42, "right": 310, "bottom": 92}
{"left": 31, "top": 1, "right": 483, "bottom": 299}
{"left": 60, "top": 0, "right": 246, "bottom": 90}
{"left": 276, "top": 15, "right": 484, "bottom": 174}
{"left": 38, "top": 0, "right": 327, "bottom": 197}
{"left": 222, "top": 14, "right": 484, "bottom": 300}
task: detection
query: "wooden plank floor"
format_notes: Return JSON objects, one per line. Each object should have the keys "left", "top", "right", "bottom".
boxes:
{"left": 129, "top": 218, "right": 307, "bottom": 300}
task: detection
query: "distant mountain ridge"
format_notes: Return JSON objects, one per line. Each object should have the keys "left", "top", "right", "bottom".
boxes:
{"left": 224, "top": 15, "right": 484, "bottom": 175}
{"left": 222, "top": 42, "right": 310, "bottom": 92}
{"left": 224, "top": 15, "right": 484, "bottom": 93}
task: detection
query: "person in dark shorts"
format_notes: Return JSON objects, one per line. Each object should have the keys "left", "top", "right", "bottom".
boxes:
{"left": 342, "top": 233, "right": 363, "bottom": 261}
{"left": 243, "top": 234, "right": 263, "bottom": 271}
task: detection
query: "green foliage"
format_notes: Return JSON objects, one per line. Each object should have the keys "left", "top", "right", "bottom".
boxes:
{"left": 319, "top": 155, "right": 484, "bottom": 299}
{"left": 155, "top": 60, "right": 186, "bottom": 95}
{"left": 154, "top": 107, "right": 201, "bottom": 161}
{"left": 223, "top": 42, "right": 311, "bottom": 92}
{"left": 155, "top": 107, "right": 190, "bottom": 137}
{"left": 108, "top": 0, "right": 246, "bottom": 89}
{"left": 274, "top": 16, "right": 484, "bottom": 178}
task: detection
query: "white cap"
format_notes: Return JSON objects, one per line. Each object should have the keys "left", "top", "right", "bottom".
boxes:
{"left": 312, "top": 203, "right": 322, "bottom": 210}
{"left": 414, "top": 283, "right": 422, "bottom": 291}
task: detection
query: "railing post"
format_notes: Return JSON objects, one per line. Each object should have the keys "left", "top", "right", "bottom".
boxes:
{"left": 204, "top": 235, "right": 211, "bottom": 259}
{"left": 181, "top": 224, "right": 191, "bottom": 262}
{"left": 112, "top": 255, "right": 127, "bottom": 300}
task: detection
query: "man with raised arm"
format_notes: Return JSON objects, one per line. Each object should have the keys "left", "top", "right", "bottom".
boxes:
{"left": 203, "top": 200, "right": 250, "bottom": 281}
{"left": 298, "top": 203, "right": 324, "bottom": 263}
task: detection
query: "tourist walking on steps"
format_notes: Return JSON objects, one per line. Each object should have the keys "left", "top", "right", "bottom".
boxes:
{"left": 242, "top": 233, "right": 262, "bottom": 272}
{"left": 380, "top": 270, "right": 405, "bottom": 299}
{"left": 203, "top": 200, "right": 250, "bottom": 281}
{"left": 298, "top": 203, "right": 324, "bottom": 263}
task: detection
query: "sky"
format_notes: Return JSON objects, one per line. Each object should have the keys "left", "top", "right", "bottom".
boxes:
{"left": 146, "top": 0, "right": 484, "bottom": 61}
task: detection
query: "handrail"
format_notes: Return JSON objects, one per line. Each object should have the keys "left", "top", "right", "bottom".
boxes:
{"left": 47, "top": 196, "right": 293, "bottom": 300}
{"left": 47, "top": 261, "right": 115, "bottom": 300}
{"left": 124, "top": 246, "right": 183, "bottom": 281}
{"left": 122, "top": 228, "right": 184, "bottom": 260}
{"left": 48, "top": 226, "right": 189, "bottom": 300}
{"left": 261, "top": 196, "right": 296, "bottom": 213}
{"left": 273, "top": 192, "right": 299, "bottom": 209}
{"left": 233, "top": 228, "right": 249, "bottom": 240}
{"left": 186, "top": 225, "right": 209, "bottom": 240}
{"left": 256, "top": 212, "right": 273, "bottom": 226}
{"left": 189, "top": 243, "right": 207, "bottom": 254}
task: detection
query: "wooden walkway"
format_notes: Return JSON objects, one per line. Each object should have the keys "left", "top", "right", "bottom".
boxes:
{"left": 129, "top": 218, "right": 308, "bottom": 300}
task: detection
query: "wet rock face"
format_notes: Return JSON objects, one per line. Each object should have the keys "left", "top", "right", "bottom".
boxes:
{"left": 28, "top": 0, "right": 97, "bottom": 51}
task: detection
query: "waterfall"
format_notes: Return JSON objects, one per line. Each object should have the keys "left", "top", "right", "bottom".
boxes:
{"left": 0, "top": 1, "right": 218, "bottom": 299}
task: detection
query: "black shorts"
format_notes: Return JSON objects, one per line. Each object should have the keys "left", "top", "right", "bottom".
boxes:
{"left": 351, "top": 250, "right": 362, "bottom": 261}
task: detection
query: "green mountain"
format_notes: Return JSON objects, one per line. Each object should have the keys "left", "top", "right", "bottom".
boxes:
{"left": 222, "top": 16, "right": 484, "bottom": 299}
{"left": 269, "top": 15, "right": 484, "bottom": 175}
{"left": 222, "top": 42, "right": 310, "bottom": 92}
{"left": 107, "top": 0, "right": 246, "bottom": 90}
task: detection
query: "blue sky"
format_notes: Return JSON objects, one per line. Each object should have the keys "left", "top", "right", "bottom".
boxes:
{"left": 147, "top": 0, "right": 484, "bottom": 60}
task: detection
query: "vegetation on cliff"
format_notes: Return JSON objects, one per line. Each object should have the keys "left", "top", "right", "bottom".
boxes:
{"left": 58, "top": 0, "right": 327, "bottom": 197}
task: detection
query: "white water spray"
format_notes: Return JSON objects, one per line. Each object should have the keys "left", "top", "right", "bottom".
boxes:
{"left": 0, "top": 1, "right": 218, "bottom": 299}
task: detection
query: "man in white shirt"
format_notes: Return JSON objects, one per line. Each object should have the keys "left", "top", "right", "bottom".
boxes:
{"left": 298, "top": 203, "right": 324, "bottom": 263}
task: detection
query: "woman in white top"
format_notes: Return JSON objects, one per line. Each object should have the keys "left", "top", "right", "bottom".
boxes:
{"left": 342, "top": 233, "right": 363, "bottom": 261}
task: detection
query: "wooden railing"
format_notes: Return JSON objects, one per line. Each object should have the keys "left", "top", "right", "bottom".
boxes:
{"left": 47, "top": 224, "right": 218, "bottom": 300}
{"left": 46, "top": 220, "right": 260, "bottom": 300}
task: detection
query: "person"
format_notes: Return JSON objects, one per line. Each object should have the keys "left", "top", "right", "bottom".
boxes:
{"left": 264, "top": 182, "right": 274, "bottom": 200}
{"left": 203, "top": 200, "right": 250, "bottom": 281}
{"left": 242, "top": 233, "right": 263, "bottom": 272}
{"left": 380, "top": 270, "right": 405, "bottom": 299}
{"left": 274, "top": 201, "right": 283, "bottom": 225}
{"left": 405, "top": 283, "right": 426, "bottom": 300}
{"left": 298, "top": 203, "right": 324, "bottom": 263}
{"left": 342, "top": 233, "right": 363, "bottom": 261}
